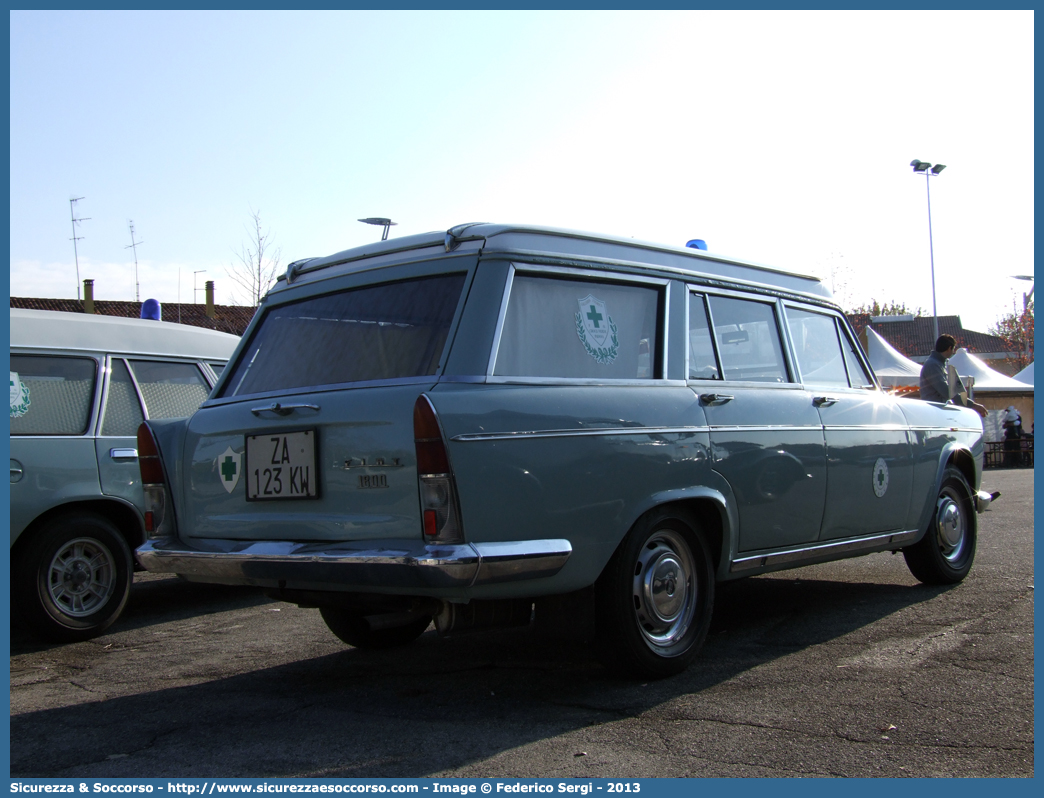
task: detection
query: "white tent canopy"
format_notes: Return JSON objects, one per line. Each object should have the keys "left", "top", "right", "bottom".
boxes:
{"left": 865, "top": 327, "right": 922, "bottom": 387}
{"left": 948, "top": 348, "right": 1035, "bottom": 393}
{"left": 1014, "top": 362, "right": 1034, "bottom": 385}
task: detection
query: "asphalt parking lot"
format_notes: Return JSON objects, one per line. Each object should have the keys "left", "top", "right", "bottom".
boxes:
{"left": 9, "top": 468, "right": 1033, "bottom": 778}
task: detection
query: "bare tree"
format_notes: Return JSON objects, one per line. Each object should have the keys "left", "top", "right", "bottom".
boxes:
{"left": 227, "top": 209, "right": 281, "bottom": 306}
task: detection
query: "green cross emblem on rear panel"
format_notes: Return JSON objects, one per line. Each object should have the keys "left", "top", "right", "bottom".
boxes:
{"left": 218, "top": 446, "right": 242, "bottom": 493}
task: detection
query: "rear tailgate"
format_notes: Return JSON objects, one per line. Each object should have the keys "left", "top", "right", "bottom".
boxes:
{"left": 178, "top": 384, "right": 431, "bottom": 545}
{"left": 174, "top": 268, "right": 472, "bottom": 548}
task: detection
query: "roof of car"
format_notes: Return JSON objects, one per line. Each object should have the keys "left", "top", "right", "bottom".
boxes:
{"left": 10, "top": 308, "right": 242, "bottom": 360}
{"left": 279, "top": 223, "right": 832, "bottom": 302}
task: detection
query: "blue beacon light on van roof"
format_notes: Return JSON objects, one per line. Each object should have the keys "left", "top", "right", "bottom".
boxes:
{"left": 686, "top": 239, "right": 708, "bottom": 251}
{"left": 141, "top": 298, "right": 161, "bottom": 321}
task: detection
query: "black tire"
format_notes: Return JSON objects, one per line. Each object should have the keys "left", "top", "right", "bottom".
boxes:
{"left": 13, "top": 513, "right": 133, "bottom": 643}
{"left": 320, "top": 607, "right": 432, "bottom": 650}
{"left": 596, "top": 508, "right": 715, "bottom": 678}
{"left": 904, "top": 466, "right": 977, "bottom": 585}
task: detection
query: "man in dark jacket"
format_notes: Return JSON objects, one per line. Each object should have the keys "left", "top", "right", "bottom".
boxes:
{"left": 919, "top": 334, "right": 988, "bottom": 417}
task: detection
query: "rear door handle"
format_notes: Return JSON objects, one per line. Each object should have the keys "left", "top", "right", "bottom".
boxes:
{"left": 251, "top": 402, "right": 320, "bottom": 417}
{"left": 109, "top": 448, "right": 138, "bottom": 462}
{"left": 701, "top": 393, "right": 735, "bottom": 405}
{"left": 813, "top": 396, "right": 840, "bottom": 407}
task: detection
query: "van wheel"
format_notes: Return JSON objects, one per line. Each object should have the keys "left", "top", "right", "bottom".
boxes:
{"left": 14, "top": 513, "right": 133, "bottom": 642}
{"left": 596, "top": 508, "right": 714, "bottom": 678}
{"left": 903, "top": 466, "right": 977, "bottom": 584}
{"left": 319, "top": 607, "right": 432, "bottom": 650}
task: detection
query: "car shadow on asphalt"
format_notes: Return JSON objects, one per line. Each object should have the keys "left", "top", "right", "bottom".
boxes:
{"left": 10, "top": 572, "right": 955, "bottom": 778}
{"left": 9, "top": 576, "right": 272, "bottom": 654}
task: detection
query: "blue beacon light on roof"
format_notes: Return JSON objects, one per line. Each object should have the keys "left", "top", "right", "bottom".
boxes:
{"left": 686, "top": 239, "right": 708, "bottom": 251}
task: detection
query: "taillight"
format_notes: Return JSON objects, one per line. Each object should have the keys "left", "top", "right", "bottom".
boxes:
{"left": 137, "top": 422, "right": 165, "bottom": 485}
{"left": 414, "top": 395, "right": 463, "bottom": 544}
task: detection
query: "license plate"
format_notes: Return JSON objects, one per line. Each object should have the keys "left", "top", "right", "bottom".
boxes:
{"left": 245, "top": 429, "right": 319, "bottom": 501}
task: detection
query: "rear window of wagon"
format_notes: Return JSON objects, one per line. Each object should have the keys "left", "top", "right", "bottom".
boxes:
{"left": 220, "top": 273, "right": 467, "bottom": 397}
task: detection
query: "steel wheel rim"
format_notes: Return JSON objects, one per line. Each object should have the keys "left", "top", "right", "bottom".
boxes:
{"left": 47, "top": 537, "right": 116, "bottom": 617}
{"left": 935, "top": 488, "right": 967, "bottom": 564}
{"left": 632, "top": 528, "right": 698, "bottom": 654}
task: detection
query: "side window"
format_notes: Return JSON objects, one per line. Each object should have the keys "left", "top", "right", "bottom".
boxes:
{"left": 706, "top": 296, "right": 789, "bottom": 383}
{"left": 10, "top": 355, "right": 97, "bottom": 435}
{"left": 101, "top": 359, "right": 145, "bottom": 436}
{"left": 785, "top": 308, "right": 849, "bottom": 387}
{"left": 688, "top": 293, "right": 720, "bottom": 380}
{"left": 493, "top": 274, "right": 661, "bottom": 379}
{"left": 840, "top": 329, "right": 875, "bottom": 389}
{"left": 127, "top": 360, "right": 211, "bottom": 419}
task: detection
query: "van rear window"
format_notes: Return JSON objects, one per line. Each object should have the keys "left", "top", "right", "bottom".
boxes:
{"left": 220, "top": 274, "right": 466, "bottom": 397}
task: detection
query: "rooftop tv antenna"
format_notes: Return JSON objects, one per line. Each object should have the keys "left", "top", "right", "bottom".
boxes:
{"left": 126, "top": 220, "right": 144, "bottom": 302}
{"left": 69, "top": 198, "right": 90, "bottom": 300}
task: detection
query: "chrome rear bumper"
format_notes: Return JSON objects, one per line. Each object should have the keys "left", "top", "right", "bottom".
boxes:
{"left": 137, "top": 537, "right": 572, "bottom": 591}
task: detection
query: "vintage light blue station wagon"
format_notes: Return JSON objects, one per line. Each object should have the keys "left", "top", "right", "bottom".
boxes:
{"left": 10, "top": 309, "right": 240, "bottom": 641}
{"left": 136, "top": 224, "right": 995, "bottom": 677}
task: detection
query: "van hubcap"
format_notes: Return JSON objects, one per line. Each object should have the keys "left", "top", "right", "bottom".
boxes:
{"left": 632, "top": 528, "right": 697, "bottom": 651}
{"left": 935, "top": 489, "right": 966, "bottom": 563}
{"left": 48, "top": 538, "right": 116, "bottom": 617}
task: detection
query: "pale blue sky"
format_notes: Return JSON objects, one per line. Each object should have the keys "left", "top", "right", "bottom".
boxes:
{"left": 9, "top": 10, "right": 1034, "bottom": 335}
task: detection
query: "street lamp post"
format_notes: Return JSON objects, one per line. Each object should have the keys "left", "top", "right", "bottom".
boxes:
{"left": 1011, "top": 274, "right": 1034, "bottom": 365}
{"left": 358, "top": 217, "right": 398, "bottom": 241}
{"left": 910, "top": 159, "right": 947, "bottom": 343}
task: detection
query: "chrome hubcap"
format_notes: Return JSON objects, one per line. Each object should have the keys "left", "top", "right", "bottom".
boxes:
{"left": 47, "top": 538, "right": 116, "bottom": 617}
{"left": 632, "top": 528, "right": 697, "bottom": 652}
{"left": 935, "top": 490, "right": 966, "bottom": 563}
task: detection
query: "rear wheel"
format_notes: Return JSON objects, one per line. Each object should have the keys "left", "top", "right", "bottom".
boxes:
{"left": 596, "top": 508, "right": 715, "bottom": 678}
{"left": 320, "top": 607, "right": 432, "bottom": 650}
{"left": 13, "top": 513, "right": 133, "bottom": 642}
{"left": 904, "top": 466, "right": 977, "bottom": 584}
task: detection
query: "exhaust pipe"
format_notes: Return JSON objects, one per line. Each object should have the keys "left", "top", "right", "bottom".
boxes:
{"left": 435, "top": 598, "right": 533, "bottom": 637}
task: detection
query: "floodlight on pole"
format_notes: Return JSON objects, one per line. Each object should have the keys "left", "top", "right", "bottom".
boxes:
{"left": 358, "top": 217, "right": 398, "bottom": 241}
{"left": 909, "top": 159, "right": 947, "bottom": 343}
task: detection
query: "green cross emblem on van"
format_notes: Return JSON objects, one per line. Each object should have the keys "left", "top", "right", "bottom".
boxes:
{"left": 219, "top": 446, "right": 242, "bottom": 493}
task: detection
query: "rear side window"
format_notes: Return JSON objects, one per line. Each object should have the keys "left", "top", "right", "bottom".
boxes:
{"left": 221, "top": 273, "right": 467, "bottom": 396}
{"left": 707, "top": 296, "right": 789, "bottom": 383}
{"left": 494, "top": 275, "right": 661, "bottom": 379}
{"left": 128, "top": 360, "right": 212, "bottom": 419}
{"left": 10, "top": 355, "right": 97, "bottom": 435}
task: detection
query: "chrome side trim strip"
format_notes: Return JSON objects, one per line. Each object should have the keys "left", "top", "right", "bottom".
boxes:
{"left": 453, "top": 426, "right": 708, "bottom": 442}
{"left": 137, "top": 537, "right": 572, "bottom": 590}
{"left": 730, "top": 529, "right": 919, "bottom": 573}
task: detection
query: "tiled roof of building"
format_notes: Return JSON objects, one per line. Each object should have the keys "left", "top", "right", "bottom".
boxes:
{"left": 846, "top": 313, "right": 1009, "bottom": 360}
{"left": 10, "top": 297, "right": 256, "bottom": 337}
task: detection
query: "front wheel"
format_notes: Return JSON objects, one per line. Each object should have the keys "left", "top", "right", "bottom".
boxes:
{"left": 320, "top": 607, "right": 432, "bottom": 650}
{"left": 13, "top": 513, "right": 134, "bottom": 642}
{"left": 903, "top": 466, "right": 977, "bottom": 584}
{"left": 596, "top": 508, "right": 715, "bottom": 678}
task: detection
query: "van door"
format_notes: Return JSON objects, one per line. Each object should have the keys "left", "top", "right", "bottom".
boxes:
{"left": 690, "top": 292, "right": 826, "bottom": 552}
{"left": 10, "top": 354, "right": 101, "bottom": 539}
{"left": 782, "top": 306, "right": 913, "bottom": 539}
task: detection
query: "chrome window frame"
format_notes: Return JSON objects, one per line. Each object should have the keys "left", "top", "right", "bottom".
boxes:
{"left": 485, "top": 262, "right": 675, "bottom": 386}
